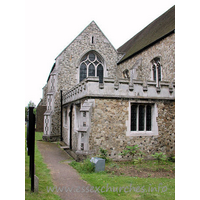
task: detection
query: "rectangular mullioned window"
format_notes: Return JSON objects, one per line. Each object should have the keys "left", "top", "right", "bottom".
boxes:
{"left": 131, "top": 104, "right": 152, "bottom": 132}
{"left": 128, "top": 102, "right": 158, "bottom": 136}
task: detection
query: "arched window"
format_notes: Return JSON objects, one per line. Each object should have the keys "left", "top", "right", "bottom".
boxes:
{"left": 89, "top": 64, "right": 95, "bottom": 76}
{"left": 97, "top": 64, "right": 103, "bottom": 83}
{"left": 80, "top": 63, "right": 87, "bottom": 82}
{"left": 79, "top": 51, "right": 104, "bottom": 83}
{"left": 151, "top": 57, "right": 162, "bottom": 85}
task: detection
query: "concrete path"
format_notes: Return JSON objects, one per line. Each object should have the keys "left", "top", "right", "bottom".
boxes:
{"left": 37, "top": 141, "right": 105, "bottom": 200}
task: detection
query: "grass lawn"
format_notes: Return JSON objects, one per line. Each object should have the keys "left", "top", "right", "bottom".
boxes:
{"left": 81, "top": 173, "right": 174, "bottom": 200}
{"left": 25, "top": 128, "right": 62, "bottom": 200}
{"left": 69, "top": 159, "right": 175, "bottom": 200}
{"left": 25, "top": 126, "right": 175, "bottom": 199}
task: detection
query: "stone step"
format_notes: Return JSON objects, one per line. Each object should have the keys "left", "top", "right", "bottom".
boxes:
{"left": 66, "top": 150, "right": 78, "bottom": 161}
{"left": 59, "top": 141, "right": 67, "bottom": 146}
{"left": 60, "top": 146, "right": 69, "bottom": 150}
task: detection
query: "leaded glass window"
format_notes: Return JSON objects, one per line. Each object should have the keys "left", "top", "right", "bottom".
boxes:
{"left": 130, "top": 104, "right": 153, "bottom": 132}
{"left": 79, "top": 51, "right": 104, "bottom": 82}
{"left": 89, "top": 53, "right": 95, "bottom": 61}
{"left": 151, "top": 57, "right": 162, "bottom": 84}
{"left": 131, "top": 105, "right": 137, "bottom": 131}
{"left": 157, "top": 62, "right": 161, "bottom": 81}
{"left": 89, "top": 64, "right": 95, "bottom": 76}
{"left": 153, "top": 65, "right": 156, "bottom": 81}
{"left": 146, "top": 105, "right": 151, "bottom": 131}
{"left": 80, "top": 63, "right": 87, "bottom": 82}
{"left": 139, "top": 105, "right": 145, "bottom": 131}
{"left": 97, "top": 64, "right": 103, "bottom": 83}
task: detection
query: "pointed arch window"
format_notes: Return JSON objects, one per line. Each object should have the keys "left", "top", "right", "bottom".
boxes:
{"left": 79, "top": 51, "right": 104, "bottom": 83}
{"left": 97, "top": 64, "right": 103, "bottom": 83}
{"left": 80, "top": 63, "right": 87, "bottom": 82}
{"left": 89, "top": 64, "right": 95, "bottom": 76}
{"left": 151, "top": 57, "right": 162, "bottom": 85}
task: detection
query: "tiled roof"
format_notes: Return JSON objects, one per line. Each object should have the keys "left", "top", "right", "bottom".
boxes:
{"left": 117, "top": 5, "right": 175, "bottom": 64}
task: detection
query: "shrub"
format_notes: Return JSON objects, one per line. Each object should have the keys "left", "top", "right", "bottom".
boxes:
{"left": 99, "top": 147, "right": 110, "bottom": 163}
{"left": 69, "top": 158, "right": 94, "bottom": 173}
{"left": 168, "top": 154, "right": 175, "bottom": 162}
{"left": 119, "top": 145, "right": 142, "bottom": 163}
{"left": 134, "top": 157, "right": 144, "bottom": 164}
{"left": 151, "top": 152, "right": 166, "bottom": 164}
{"left": 82, "top": 158, "right": 95, "bottom": 173}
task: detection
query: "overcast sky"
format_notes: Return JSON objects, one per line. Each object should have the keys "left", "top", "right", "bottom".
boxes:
{"left": 25, "top": 0, "right": 175, "bottom": 106}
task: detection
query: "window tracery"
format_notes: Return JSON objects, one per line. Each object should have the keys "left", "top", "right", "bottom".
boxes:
{"left": 151, "top": 57, "right": 162, "bottom": 85}
{"left": 79, "top": 52, "right": 104, "bottom": 82}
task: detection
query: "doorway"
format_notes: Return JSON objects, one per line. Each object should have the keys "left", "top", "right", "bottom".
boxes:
{"left": 69, "top": 104, "right": 73, "bottom": 150}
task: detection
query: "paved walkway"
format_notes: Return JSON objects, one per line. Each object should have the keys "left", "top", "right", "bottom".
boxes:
{"left": 37, "top": 141, "right": 105, "bottom": 200}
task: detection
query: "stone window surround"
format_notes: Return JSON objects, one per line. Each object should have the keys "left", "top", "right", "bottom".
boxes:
{"left": 127, "top": 100, "right": 158, "bottom": 137}
{"left": 151, "top": 56, "right": 162, "bottom": 87}
{"left": 77, "top": 50, "right": 107, "bottom": 83}
{"left": 90, "top": 35, "right": 95, "bottom": 45}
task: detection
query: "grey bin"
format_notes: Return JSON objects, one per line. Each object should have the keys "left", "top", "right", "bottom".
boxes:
{"left": 90, "top": 157, "right": 105, "bottom": 172}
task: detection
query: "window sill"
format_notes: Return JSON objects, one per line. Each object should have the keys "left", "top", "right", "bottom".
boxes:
{"left": 127, "top": 131, "right": 158, "bottom": 137}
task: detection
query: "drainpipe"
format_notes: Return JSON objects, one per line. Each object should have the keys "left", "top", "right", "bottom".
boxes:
{"left": 60, "top": 90, "right": 63, "bottom": 141}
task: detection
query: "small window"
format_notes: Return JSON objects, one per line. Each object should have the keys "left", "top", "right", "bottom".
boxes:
{"left": 131, "top": 104, "right": 152, "bottom": 132}
{"left": 151, "top": 57, "right": 162, "bottom": 84}
{"left": 153, "top": 65, "right": 156, "bottom": 81}
{"left": 88, "top": 64, "right": 95, "bottom": 76}
{"left": 80, "top": 63, "right": 87, "bottom": 82}
{"left": 129, "top": 102, "right": 158, "bottom": 136}
{"left": 97, "top": 64, "right": 103, "bottom": 83}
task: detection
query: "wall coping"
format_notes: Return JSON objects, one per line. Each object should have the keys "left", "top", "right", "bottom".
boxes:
{"left": 62, "top": 77, "right": 175, "bottom": 105}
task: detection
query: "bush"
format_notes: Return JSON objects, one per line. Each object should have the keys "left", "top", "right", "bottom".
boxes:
{"left": 82, "top": 158, "right": 95, "bottom": 173}
{"left": 99, "top": 148, "right": 110, "bottom": 163}
{"left": 69, "top": 158, "right": 94, "bottom": 173}
{"left": 119, "top": 145, "right": 142, "bottom": 163}
{"left": 151, "top": 152, "right": 166, "bottom": 164}
{"left": 133, "top": 157, "right": 144, "bottom": 164}
{"left": 168, "top": 154, "right": 175, "bottom": 162}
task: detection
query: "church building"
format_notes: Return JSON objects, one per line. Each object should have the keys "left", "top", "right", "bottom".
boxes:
{"left": 38, "top": 5, "right": 175, "bottom": 160}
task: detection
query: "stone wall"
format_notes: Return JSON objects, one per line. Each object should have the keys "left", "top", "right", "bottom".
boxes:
{"left": 41, "top": 21, "right": 175, "bottom": 158}
{"left": 49, "top": 21, "right": 119, "bottom": 136}
{"left": 117, "top": 33, "right": 175, "bottom": 83}
{"left": 55, "top": 21, "right": 119, "bottom": 94}
{"left": 90, "top": 98, "right": 175, "bottom": 160}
